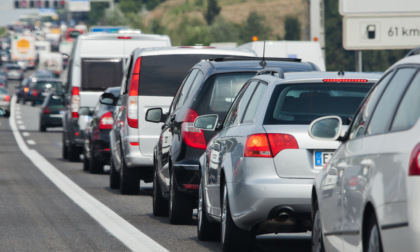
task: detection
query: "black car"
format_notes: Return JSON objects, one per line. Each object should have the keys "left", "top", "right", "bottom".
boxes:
{"left": 39, "top": 93, "right": 65, "bottom": 131}
{"left": 28, "top": 79, "right": 63, "bottom": 106}
{"left": 145, "top": 57, "right": 320, "bottom": 224}
{"left": 82, "top": 87, "right": 120, "bottom": 174}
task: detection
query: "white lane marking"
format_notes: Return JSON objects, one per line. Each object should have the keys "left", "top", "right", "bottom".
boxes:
{"left": 18, "top": 125, "right": 26, "bottom": 130}
{"left": 17, "top": 120, "right": 23, "bottom": 124}
{"left": 9, "top": 96, "right": 168, "bottom": 252}
{"left": 16, "top": 115, "right": 21, "bottom": 119}
{"left": 26, "top": 140, "right": 36, "bottom": 145}
{"left": 22, "top": 132, "right": 30, "bottom": 137}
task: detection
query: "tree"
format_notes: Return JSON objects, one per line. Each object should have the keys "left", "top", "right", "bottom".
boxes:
{"left": 205, "top": 0, "right": 221, "bottom": 25}
{"left": 89, "top": 2, "right": 109, "bottom": 25}
{"left": 119, "top": 0, "right": 142, "bottom": 15}
{"left": 284, "top": 16, "right": 300, "bottom": 40}
{"left": 240, "top": 12, "right": 272, "bottom": 42}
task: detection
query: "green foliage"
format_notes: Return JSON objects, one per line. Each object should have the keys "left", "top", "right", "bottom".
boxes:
{"left": 148, "top": 19, "right": 166, "bottom": 34}
{"left": 284, "top": 16, "right": 300, "bottom": 40}
{"left": 89, "top": 2, "right": 109, "bottom": 25}
{"left": 208, "top": 17, "right": 242, "bottom": 43}
{"left": 144, "top": 0, "right": 164, "bottom": 11}
{"left": 104, "top": 7, "right": 130, "bottom": 27}
{"left": 240, "top": 11, "right": 272, "bottom": 42}
{"left": 169, "top": 17, "right": 211, "bottom": 45}
{"left": 119, "top": 0, "right": 143, "bottom": 14}
{"left": 205, "top": 0, "right": 221, "bottom": 25}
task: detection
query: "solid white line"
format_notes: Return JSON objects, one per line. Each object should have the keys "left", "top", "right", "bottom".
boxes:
{"left": 26, "top": 140, "right": 36, "bottom": 145}
{"left": 9, "top": 96, "right": 168, "bottom": 252}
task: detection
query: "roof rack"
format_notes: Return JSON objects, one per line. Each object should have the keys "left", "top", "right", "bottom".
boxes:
{"left": 256, "top": 67, "right": 285, "bottom": 78}
{"left": 208, "top": 57, "right": 302, "bottom": 62}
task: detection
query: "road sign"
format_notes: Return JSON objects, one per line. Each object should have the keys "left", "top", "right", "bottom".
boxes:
{"left": 343, "top": 16, "right": 420, "bottom": 50}
{"left": 68, "top": 0, "right": 90, "bottom": 12}
{"left": 339, "top": 0, "right": 420, "bottom": 16}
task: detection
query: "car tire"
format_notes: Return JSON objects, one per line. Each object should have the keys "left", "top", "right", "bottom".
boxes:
{"left": 197, "top": 179, "right": 220, "bottom": 241}
{"left": 83, "top": 151, "right": 89, "bottom": 171}
{"left": 62, "top": 132, "right": 68, "bottom": 160}
{"left": 169, "top": 172, "right": 193, "bottom": 225}
{"left": 4, "top": 110, "right": 10, "bottom": 118}
{"left": 39, "top": 120, "right": 46, "bottom": 132}
{"left": 311, "top": 201, "right": 325, "bottom": 252}
{"left": 89, "top": 145, "right": 104, "bottom": 174}
{"left": 120, "top": 159, "right": 139, "bottom": 195}
{"left": 153, "top": 166, "right": 169, "bottom": 217}
{"left": 365, "top": 214, "right": 383, "bottom": 252}
{"left": 67, "top": 143, "right": 80, "bottom": 162}
{"left": 109, "top": 156, "right": 120, "bottom": 189}
{"left": 221, "top": 182, "right": 254, "bottom": 252}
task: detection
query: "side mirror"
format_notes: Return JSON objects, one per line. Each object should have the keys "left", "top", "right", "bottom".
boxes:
{"left": 308, "top": 116, "right": 342, "bottom": 140}
{"left": 193, "top": 114, "right": 219, "bottom": 131}
{"left": 100, "top": 92, "right": 117, "bottom": 106}
{"left": 78, "top": 106, "right": 92, "bottom": 116}
{"left": 145, "top": 108, "right": 165, "bottom": 123}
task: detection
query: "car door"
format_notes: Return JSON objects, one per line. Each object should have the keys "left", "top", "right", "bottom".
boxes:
{"left": 341, "top": 67, "right": 417, "bottom": 251}
{"left": 156, "top": 69, "right": 201, "bottom": 191}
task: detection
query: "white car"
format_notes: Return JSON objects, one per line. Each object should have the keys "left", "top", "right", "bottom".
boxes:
{"left": 310, "top": 54, "right": 420, "bottom": 252}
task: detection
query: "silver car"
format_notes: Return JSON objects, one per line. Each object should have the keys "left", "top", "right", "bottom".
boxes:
{"left": 195, "top": 71, "right": 381, "bottom": 251}
{"left": 310, "top": 55, "right": 420, "bottom": 252}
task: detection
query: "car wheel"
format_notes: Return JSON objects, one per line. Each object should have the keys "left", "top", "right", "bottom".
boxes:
{"left": 89, "top": 144, "right": 104, "bottom": 174}
{"left": 221, "top": 182, "right": 254, "bottom": 252}
{"left": 169, "top": 172, "right": 193, "bottom": 224}
{"left": 39, "top": 120, "right": 46, "bottom": 132}
{"left": 109, "top": 156, "right": 120, "bottom": 189}
{"left": 311, "top": 201, "right": 325, "bottom": 252}
{"left": 62, "top": 132, "right": 68, "bottom": 159}
{"left": 4, "top": 110, "right": 10, "bottom": 118}
{"left": 153, "top": 166, "right": 169, "bottom": 217}
{"left": 197, "top": 179, "right": 220, "bottom": 241}
{"left": 120, "top": 159, "right": 139, "bottom": 195}
{"left": 67, "top": 143, "right": 80, "bottom": 162}
{"left": 366, "top": 214, "right": 383, "bottom": 252}
{"left": 82, "top": 150, "right": 89, "bottom": 171}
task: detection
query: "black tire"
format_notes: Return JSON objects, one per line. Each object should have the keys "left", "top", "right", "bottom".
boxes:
{"left": 83, "top": 152, "right": 89, "bottom": 171}
{"left": 365, "top": 214, "right": 383, "bottom": 252}
{"left": 169, "top": 172, "right": 193, "bottom": 225}
{"left": 62, "top": 132, "right": 68, "bottom": 159}
{"left": 311, "top": 201, "right": 325, "bottom": 252}
{"left": 109, "top": 156, "right": 120, "bottom": 189}
{"left": 221, "top": 182, "right": 254, "bottom": 252}
{"left": 197, "top": 179, "right": 220, "bottom": 241}
{"left": 4, "top": 110, "right": 10, "bottom": 118}
{"left": 89, "top": 145, "right": 104, "bottom": 174}
{"left": 153, "top": 167, "right": 169, "bottom": 217}
{"left": 120, "top": 159, "right": 139, "bottom": 195}
{"left": 67, "top": 143, "right": 80, "bottom": 162}
{"left": 39, "top": 121, "right": 46, "bottom": 132}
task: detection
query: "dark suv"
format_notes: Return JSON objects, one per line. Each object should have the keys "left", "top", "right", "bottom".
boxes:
{"left": 145, "top": 57, "right": 320, "bottom": 224}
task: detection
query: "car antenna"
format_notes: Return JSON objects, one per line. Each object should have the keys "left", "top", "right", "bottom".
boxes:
{"left": 338, "top": 66, "right": 344, "bottom": 76}
{"left": 259, "top": 41, "right": 266, "bottom": 69}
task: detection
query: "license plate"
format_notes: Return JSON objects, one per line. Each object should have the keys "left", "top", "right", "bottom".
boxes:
{"left": 314, "top": 151, "right": 334, "bottom": 167}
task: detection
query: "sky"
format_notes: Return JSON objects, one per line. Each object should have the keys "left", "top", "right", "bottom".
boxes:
{"left": 0, "top": 0, "right": 41, "bottom": 27}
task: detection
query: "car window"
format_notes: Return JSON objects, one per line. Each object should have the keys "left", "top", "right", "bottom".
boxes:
{"left": 224, "top": 81, "right": 258, "bottom": 128}
{"left": 391, "top": 70, "right": 420, "bottom": 132}
{"left": 242, "top": 82, "right": 267, "bottom": 124}
{"left": 348, "top": 72, "right": 394, "bottom": 140}
{"left": 173, "top": 69, "right": 199, "bottom": 111}
{"left": 264, "top": 82, "right": 373, "bottom": 126}
{"left": 81, "top": 58, "right": 124, "bottom": 91}
{"left": 366, "top": 68, "right": 417, "bottom": 136}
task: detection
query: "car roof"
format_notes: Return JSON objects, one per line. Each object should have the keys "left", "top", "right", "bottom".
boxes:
{"left": 132, "top": 46, "right": 256, "bottom": 57}
{"left": 78, "top": 32, "right": 170, "bottom": 41}
{"left": 389, "top": 54, "right": 420, "bottom": 69}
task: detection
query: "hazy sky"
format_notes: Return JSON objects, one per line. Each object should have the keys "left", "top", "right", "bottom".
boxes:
{"left": 0, "top": 0, "right": 40, "bottom": 27}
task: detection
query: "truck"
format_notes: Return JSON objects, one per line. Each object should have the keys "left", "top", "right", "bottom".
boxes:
{"left": 10, "top": 34, "right": 36, "bottom": 69}
{"left": 237, "top": 40, "right": 326, "bottom": 71}
{"left": 38, "top": 52, "right": 63, "bottom": 77}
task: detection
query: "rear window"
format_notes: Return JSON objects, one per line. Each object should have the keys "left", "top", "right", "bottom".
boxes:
{"left": 264, "top": 83, "right": 374, "bottom": 125}
{"left": 35, "top": 81, "right": 63, "bottom": 94}
{"left": 138, "top": 54, "right": 243, "bottom": 97}
{"left": 82, "top": 58, "right": 123, "bottom": 91}
{"left": 48, "top": 95, "right": 65, "bottom": 105}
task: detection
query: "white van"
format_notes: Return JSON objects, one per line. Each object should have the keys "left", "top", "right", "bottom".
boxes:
{"left": 62, "top": 32, "right": 172, "bottom": 161}
{"left": 238, "top": 40, "right": 326, "bottom": 71}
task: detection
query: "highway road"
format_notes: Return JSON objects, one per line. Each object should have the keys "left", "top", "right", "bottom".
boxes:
{"left": 0, "top": 71, "right": 311, "bottom": 251}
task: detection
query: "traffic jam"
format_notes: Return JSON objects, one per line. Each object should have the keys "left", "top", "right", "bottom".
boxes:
{"left": 1, "top": 0, "right": 420, "bottom": 251}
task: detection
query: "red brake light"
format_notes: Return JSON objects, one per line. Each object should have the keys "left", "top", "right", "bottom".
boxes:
{"left": 117, "top": 36, "right": 132, "bottom": 39}
{"left": 244, "top": 133, "right": 299, "bottom": 158}
{"left": 4, "top": 95, "right": 10, "bottom": 102}
{"left": 127, "top": 58, "right": 141, "bottom": 128}
{"left": 99, "top": 111, "right": 114, "bottom": 129}
{"left": 244, "top": 134, "right": 272, "bottom": 157}
{"left": 71, "top": 87, "right": 80, "bottom": 119}
{"left": 42, "top": 107, "right": 50, "bottom": 114}
{"left": 181, "top": 108, "right": 206, "bottom": 149}
{"left": 267, "top": 134, "right": 299, "bottom": 157}
{"left": 323, "top": 79, "right": 368, "bottom": 83}
{"left": 409, "top": 143, "right": 420, "bottom": 176}
{"left": 32, "top": 90, "right": 38, "bottom": 97}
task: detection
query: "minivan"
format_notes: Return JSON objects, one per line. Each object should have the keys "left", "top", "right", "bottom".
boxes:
{"left": 62, "top": 32, "right": 171, "bottom": 161}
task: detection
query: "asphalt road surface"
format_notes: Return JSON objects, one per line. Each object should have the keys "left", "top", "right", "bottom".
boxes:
{"left": 0, "top": 70, "right": 311, "bottom": 252}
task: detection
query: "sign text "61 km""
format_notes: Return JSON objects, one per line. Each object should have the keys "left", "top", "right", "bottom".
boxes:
{"left": 388, "top": 27, "right": 420, "bottom": 37}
